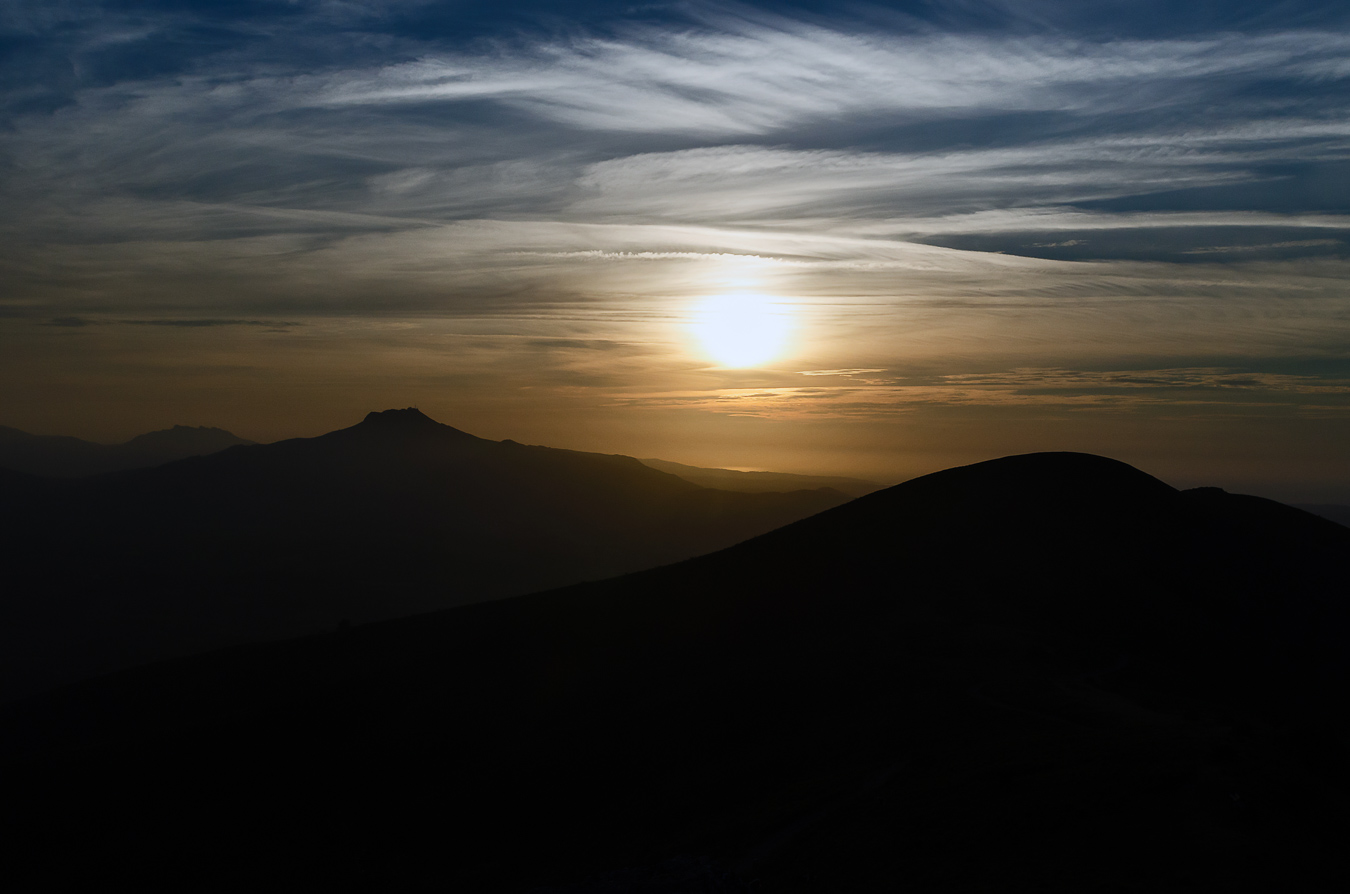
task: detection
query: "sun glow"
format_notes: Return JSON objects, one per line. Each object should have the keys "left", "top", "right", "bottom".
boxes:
{"left": 690, "top": 292, "right": 794, "bottom": 368}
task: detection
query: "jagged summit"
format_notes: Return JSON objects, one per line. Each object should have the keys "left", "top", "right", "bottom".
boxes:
{"left": 347, "top": 407, "right": 475, "bottom": 439}
{"left": 361, "top": 407, "right": 438, "bottom": 427}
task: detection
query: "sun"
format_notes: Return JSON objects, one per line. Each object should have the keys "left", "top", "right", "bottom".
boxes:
{"left": 690, "top": 292, "right": 793, "bottom": 368}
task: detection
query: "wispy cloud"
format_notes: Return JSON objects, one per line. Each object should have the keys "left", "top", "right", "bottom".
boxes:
{"left": 1181, "top": 239, "right": 1343, "bottom": 255}
{"left": 121, "top": 319, "right": 303, "bottom": 328}
{"left": 6, "top": 15, "right": 1349, "bottom": 250}
{"left": 941, "top": 367, "right": 1350, "bottom": 394}
{"left": 318, "top": 24, "right": 1350, "bottom": 136}
{"left": 616, "top": 367, "right": 1350, "bottom": 421}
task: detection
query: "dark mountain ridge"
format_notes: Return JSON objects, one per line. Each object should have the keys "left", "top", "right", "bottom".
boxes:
{"left": 3, "top": 451, "right": 1346, "bottom": 891}
{"left": 0, "top": 409, "right": 849, "bottom": 702}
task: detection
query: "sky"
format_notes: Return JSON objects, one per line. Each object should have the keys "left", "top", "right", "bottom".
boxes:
{"left": 2, "top": 1, "right": 1349, "bottom": 501}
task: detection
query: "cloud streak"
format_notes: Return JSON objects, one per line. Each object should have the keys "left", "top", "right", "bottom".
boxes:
{"left": 6, "top": 15, "right": 1349, "bottom": 245}
{"left": 121, "top": 319, "right": 303, "bottom": 328}
{"left": 616, "top": 366, "right": 1350, "bottom": 421}
{"left": 319, "top": 24, "right": 1350, "bottom": 136}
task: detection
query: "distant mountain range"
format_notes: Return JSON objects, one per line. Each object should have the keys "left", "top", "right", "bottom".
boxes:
{"left": 0, "top": 423, "right": 255, "bottom": 477}
{"left": 0, "top": 409, "right": 849, "bottom": 701}
{"left": 3, "top": 451, "right": 1346, "bottom": 891}
{"left": 8, "top": 419, "right": 1342, "bottom": 527}
{"left": 0, "top": 419, "right": 884, "bottom": 496}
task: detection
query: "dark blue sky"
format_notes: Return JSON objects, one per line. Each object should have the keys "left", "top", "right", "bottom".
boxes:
{"left": 2, "top": 1, "right": 1348, "bottom": 499}
{"left": 6, "top": 1, "right": 1348, "bottom": 254}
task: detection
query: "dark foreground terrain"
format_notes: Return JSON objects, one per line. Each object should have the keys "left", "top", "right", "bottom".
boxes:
{"left": 3, "top": 452, "right": 1348, "bottom": 891}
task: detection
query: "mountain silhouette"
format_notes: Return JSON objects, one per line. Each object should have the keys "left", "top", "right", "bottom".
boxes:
{"left": 0, "top": 413, "right": 882, "bottom": 495}
{"left": 3, "top": 451, "right": 1346, "bottom": 891}
{"left": 0, "top": 409, "right": 848, "bottom": 701}
{"left": 0, "top": 422, "right": 253, "bottom": 477}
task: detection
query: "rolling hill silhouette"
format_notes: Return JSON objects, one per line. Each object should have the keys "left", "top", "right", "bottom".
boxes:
{"left": 0, "top": 423, "right": 253, "bottom": 477}
{"left": 3, "top": 451, "right": 1346, "bottom": 891}
{"left": 0, "top": 409, "right": 847, "bottom": 701}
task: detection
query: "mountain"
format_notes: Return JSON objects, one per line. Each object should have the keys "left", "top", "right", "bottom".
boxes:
{"left": 3, "top": 452, "right": 1346, "bottom": 891}
{"left": 639, "top": 457, "right": 882, "bottom": 497}
{"left": 0, "top": 423, "right": 253, "bottom": 477}
{"left": 120, "top": 424, "right": 256, "bottom": 465}
{"left": 0, "top": 409, "right": 849, "bottom": 702}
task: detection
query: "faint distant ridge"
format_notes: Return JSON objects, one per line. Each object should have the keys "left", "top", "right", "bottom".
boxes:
{"left": 122, "top": 425, "right": 254, "bottom": 463}
{"left": 640, "top": 456, "right": 882, "bottom": 498}
{"left": 0, "top": 423, "right": 254, "bottom": 478}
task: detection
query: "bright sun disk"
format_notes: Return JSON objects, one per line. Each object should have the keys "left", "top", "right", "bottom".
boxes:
{"left": 690, "top": 292, "right": 793, "bottom": 368}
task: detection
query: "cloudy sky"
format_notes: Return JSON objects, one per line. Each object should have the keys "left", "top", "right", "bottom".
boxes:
{"left": 3, "top": 1, "right": 1349, "bottom": 500}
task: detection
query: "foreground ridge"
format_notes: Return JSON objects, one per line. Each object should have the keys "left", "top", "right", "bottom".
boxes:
{"left": 2, "top": 450, "right": 1346, "bottom": 891}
